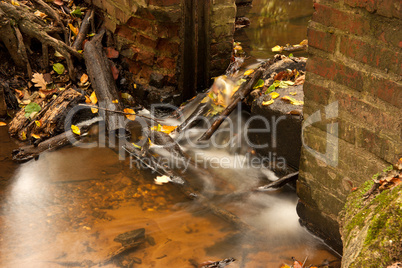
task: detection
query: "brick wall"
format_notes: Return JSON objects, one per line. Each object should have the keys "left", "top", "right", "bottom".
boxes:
{"left": 89, "top": 0, "right": 236, "bottom": 105}
{"left": 297, "top": 0, "right": 402, "bottom": 252}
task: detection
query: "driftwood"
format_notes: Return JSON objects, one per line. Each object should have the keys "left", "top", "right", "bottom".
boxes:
{"left": 12, "top": 117, "right": 100, "bottom": 162}
{"left": 256, "top": 171, "right": 299, "bottom": 191}
{"left": 83, "top": 30, "right": 126, "bottom": 135}
{"left": 72, "top": 9, "right": 94, "bottom": 50}
{"left": 8, "top": 88, "right": 85, "bottom": 140}
{"left": 198, "top": 68, "right": 263, "bottom": 141}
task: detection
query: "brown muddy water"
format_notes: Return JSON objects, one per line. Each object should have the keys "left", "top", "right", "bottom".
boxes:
{"left": 0, "top": 1, "right": 341, "bottom": 267}
{"left": 0, "top": 120, "right": 341, "bottom": 268}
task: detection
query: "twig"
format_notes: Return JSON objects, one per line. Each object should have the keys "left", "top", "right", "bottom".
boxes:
{"left": 256, "top": 172, "right": 299, "bottom": 191}
{"left": 78, "top": 104, "right": 161, "bottom": 123}
{"left": 72, "top": 9, "right": 93, "bottom": 50}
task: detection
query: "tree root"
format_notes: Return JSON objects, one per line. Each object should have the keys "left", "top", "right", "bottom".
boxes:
{"left": 0, "top": 1, "right": 82, "bottom": 78}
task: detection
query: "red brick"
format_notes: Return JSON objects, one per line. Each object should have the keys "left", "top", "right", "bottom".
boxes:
{"left": 156, "top": 57, "right": 176, "bottom": 69}
{"left": 127, "top": 17, "right": 152, "bottom": 32}
{"left": 303, "top": 81, "right": 331, "bottom": 105}
{"left": 308, "top": 28, "right": 337, "bottom": 53}
{"left": 139, "top": 65, "right": 153, "bottom": 80}
{"left": 340, "top": 36, "right": 402, "bottom": 75}
{"left": 123, "top": 58, "right": 141, "bottom": 74}
{"left": 346, "top": 0, "right": 402, "bottom": 19}
{"left": 156, "top": 23, "right": 180, "bottom": 38}
{"left": 156, "top": 39, "right": 180, "bottom": 56}
{"left": 115, "top": 25, "right": 135, "bottom": 41}
{"left": 312, "top": 3, "right": 370, "bottom": 36}
{"left": 136, "top": 50, "right": 155, "bottom": 66}
{"left": 135, "top": 7, "right": 155, "bottom": 20}
{"left": 369, "top": 75, "right": 402, "bottom": 108}
{"left": 357, "top": 128, "right": 392, "bottom": 161}
{"left": 148, "top": 0, "right": 181, "bottom": 6}
{"left": 335, "top": 91, "right": 401, "bottom": 133}
{"left": 136, "top": 34, "right": 157, "bottom": 48}
{"left": 306, "top": 56, "right": 364, "bottom": 91}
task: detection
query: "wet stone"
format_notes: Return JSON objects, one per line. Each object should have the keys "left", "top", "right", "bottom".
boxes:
{"left": 114, "top": 228, "right": 145, "bottom": 246}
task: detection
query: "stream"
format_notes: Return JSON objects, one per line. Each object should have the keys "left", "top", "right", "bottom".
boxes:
{"left": 0, "top": 1, "right": 342, "bottom": 267}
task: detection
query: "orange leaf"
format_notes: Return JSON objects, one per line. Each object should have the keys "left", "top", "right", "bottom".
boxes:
{"left": 80, "top": 73, "right": 88, "bottom": 84}
{"left": 124, "top": 108, "right": 136, "bottom": 121}
{"left": 0, "top": 122, "right": 6, "bottom": 126}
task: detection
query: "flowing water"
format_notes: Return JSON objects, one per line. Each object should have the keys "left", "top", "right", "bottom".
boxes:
{"left": 0, "top": 1, "right": 342, "bottom": 267}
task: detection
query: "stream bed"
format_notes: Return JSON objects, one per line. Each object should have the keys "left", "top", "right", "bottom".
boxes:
{"left": 0, "top": 1, "right": 342, "bottom": 267}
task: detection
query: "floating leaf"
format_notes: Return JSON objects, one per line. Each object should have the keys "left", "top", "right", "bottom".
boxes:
{"left": 24, "top": 102, "right": 41, "bottom": 118}
{"left": 253, "top": 79, "right": 265, "bottom": 89}
{"left": 154, "top": 175, "right": 171, "bottom": 185}
{"left": 270, "top": 92, "right": 280, "bottom": 99}
{"left": 0, "top": 122, "right": 6, "bottom": 126}
{"left": 80, "top": 73, "right": 88, "bottom": 84}
{"left": 243, "top": 69, "right": 254, "bottom": 76}
{"left": 71, "top": 125, "right": 81, "bottom": 135}
{"left": 31, "top": 73, "right": 47, "bottom": 90}
{"left": 89, "top": 91, "right": 97, "bottom": 104}
{"left": 70, "top": 8, "right": 82, "bottom": 17}
{"left": 262, "top": 100, "right": 274, "bottom": 106}
{"left": 53, "top": 63, "right": 65, "bottom": 75}
{"left": 112, "top": 99, "right": 119, "bottom": 104}
{"left": 124, "top": 108, "right": 136, "bottom": 120}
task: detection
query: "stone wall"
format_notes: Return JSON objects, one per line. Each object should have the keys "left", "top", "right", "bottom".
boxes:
{"left": 88, "top": 0, "right": 236, "bottom": 105}
{"left": 297, "top": 0, "right": 402, "bottom": 252}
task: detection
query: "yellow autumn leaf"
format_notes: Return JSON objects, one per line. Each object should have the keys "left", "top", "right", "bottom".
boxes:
{"left": 31, "top": 133, "right": 40, "bottom": 139}
{"left": 91, "top": 107, "right": 98, "bottom": 113}
{"left": 112, "top": 99, "right": 119, "bottom": 104}
{"left": 216, "top": 93, "right": 227, "bottom": 108}
{"left": 11, "top": 0, "right": 20, "bottom": 6}
{"left": 68, "top": 23, "right": 79, "bottom": 36}
{"left": 160, "top": 125, "right": 177, "bottom": 134}
{"left": 132, "top": 143, "right": 141, "bottom": 149}
{"left": 272, "top": 45, "right": 283, "bottom": 52}
{"left": 89, "top": 91, "right": 97, "bottom": 104}
{"left": 85, "top": 95, "right": 91, "bottom": 103}
{"left": 80, "top": 73, "right": 88, "bottom": 84}
{"left": 124, "top": 108, "right": 136, "bottom": 120}
{"left": 200, "top": 96, "right": 209, "bottom": 104}
{"left": 21, "top": 131, "right": 26, "bottom": 140}
{"left": 0, "top": 122, "right": 6, "bottom": 126}
{"left": 244, "top": 69, "right": 254, "bottom": 76}
{"left": 71, "top": 125, "right": 81, "bottom": 135}
{"left": 281, "top": 96, "right": 304, "bottom": 106}
{"left": 262, "top": 100, "right": 274, "bottom": 106}
{"left": 290, "top": 92, "right": 297, "bottom": 96}
{"left": 35, "top": 120, "right": 41, "bottom": 127}
{"left": 270, "top": 92, "right": 280, "bottom": 99}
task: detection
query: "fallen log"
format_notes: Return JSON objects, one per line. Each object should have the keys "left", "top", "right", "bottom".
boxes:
{"left": 197, "top": 68, "right": 263, "bottom": 141}
{"left": 12, "top": 117, "right": 101, "bottom": 162}
{"left": 83, "top": 29, "right": 127, "bottom": 136}
{"left": 72, "top": 9, "right": 93, "bottom": 50}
